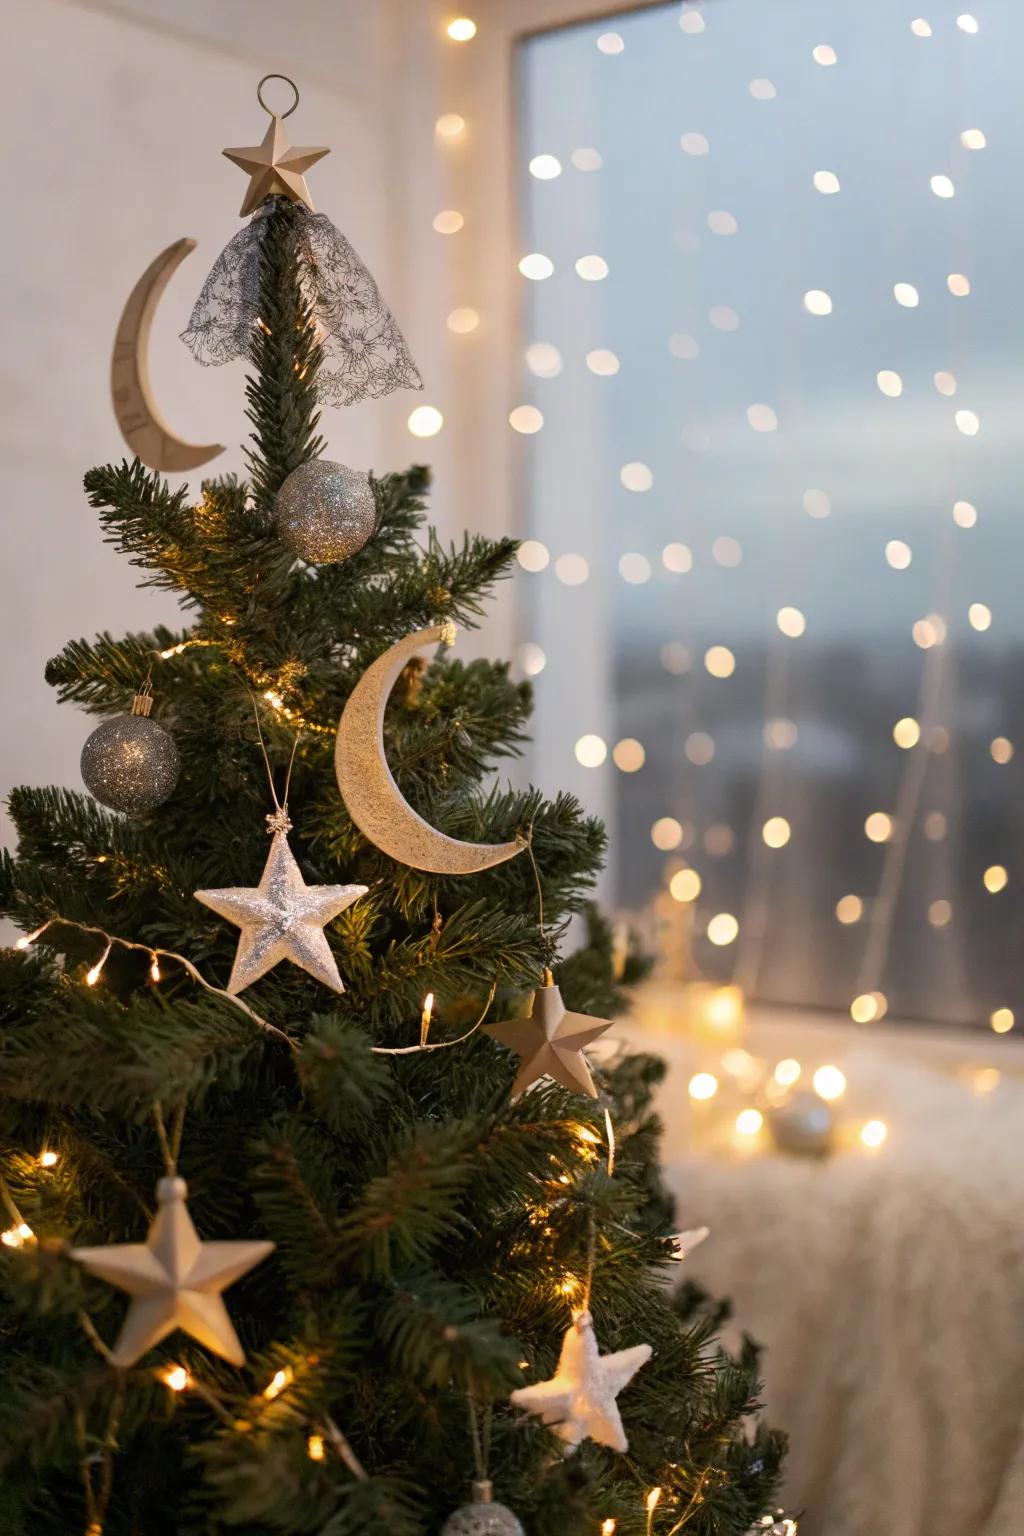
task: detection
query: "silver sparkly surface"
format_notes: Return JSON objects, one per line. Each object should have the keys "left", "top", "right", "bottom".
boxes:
{"left": 335, "top": 624, "right": 526, "bottom": 874}
{"left": 80, "top": 714, "right": 180, "bottom": 814}
{"left": 195, "top": 831, "right": 367, "bottom": 995}
{"left": 767, "top": 1091, "right": 834, "bottom": 1156}
{"left": 276, "top": 458, "right": 376, "bottom": 564}
{"left": 441, "top": 1496, "right": 524, "bottom": 1536}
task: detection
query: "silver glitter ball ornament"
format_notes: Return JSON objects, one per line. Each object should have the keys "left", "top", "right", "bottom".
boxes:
{"left": 80, "top": 695, "right": 180, "bottom": 814}
{"left": 275, "top": 458, "right": 376, "bottom": 564}
{"left": 767, "top": 1091, "right": 834, "bottom": 1157}
{"left": 440, "top": 1483, "right": 524, "bottom": 1536}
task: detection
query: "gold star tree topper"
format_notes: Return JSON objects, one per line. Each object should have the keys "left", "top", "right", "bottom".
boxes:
{"left": 511, "top": 1309, "right": 652, "bottom": 1454}
{"left": 483, "top": 976, "right": 613, "bottom": 1099}
{"left": 195, "top": 827, "right": 367, "bottom": 996}
{"left": 223, "top": 111, "right": 329, "bottom": 217}
{"left": 71, "top": 1177, "right": 274, "bottom": 1368}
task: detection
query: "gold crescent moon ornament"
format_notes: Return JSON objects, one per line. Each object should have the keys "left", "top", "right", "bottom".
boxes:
{"left": 335, "top": 624, "right": 526, "bottom": 875}
{"left": 111, "top": 238, "right": 226, "bottom": 473}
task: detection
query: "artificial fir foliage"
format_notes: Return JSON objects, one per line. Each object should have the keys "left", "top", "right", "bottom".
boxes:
{"left": 0, "top": 193, "right": 786, "bottom": 1534}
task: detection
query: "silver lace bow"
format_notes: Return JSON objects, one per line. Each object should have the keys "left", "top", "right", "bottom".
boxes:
{"left": 180, "top": 203, "right": 423, "bottom": 408}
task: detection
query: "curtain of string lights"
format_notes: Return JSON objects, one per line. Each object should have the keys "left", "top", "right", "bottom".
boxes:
{"left": 510, "top": 0, "right": 1022, "bottom": 1030}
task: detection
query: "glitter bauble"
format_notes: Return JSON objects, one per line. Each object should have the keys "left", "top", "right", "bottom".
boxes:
{"left": 275, "top": 458, "right": 376, "bottom": 564}
{"left": 767, "top": 1091, "right": 834, "bottom": 1156}
{"left": 80, "top": 713, "right": 180, "bottom": 814}
{"left": 440, "top": 1486, "right": 524, "bottom": 1536}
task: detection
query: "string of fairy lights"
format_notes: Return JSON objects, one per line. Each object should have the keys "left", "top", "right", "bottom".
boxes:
{"left": 419, "top": 2, "right": 1013, "bottom": 1041}
{"left": 2, "top": 895, "right": 722, "bottom": 1534}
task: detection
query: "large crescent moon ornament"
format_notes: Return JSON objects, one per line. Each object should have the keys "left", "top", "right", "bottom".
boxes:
{"left": 111, "top": 238, "right": 225, "bottom": 474}
{"left": 335, "top": 624, "right": 526, "bottom": 875}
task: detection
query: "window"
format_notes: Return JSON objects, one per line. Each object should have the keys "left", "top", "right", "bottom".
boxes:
{"left": 516, "top": 1, "right": 1022, "bottom": 1027}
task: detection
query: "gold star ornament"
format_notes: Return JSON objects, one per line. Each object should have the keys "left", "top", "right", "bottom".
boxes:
{"left": 483, "top": 977, "right": 613, "bottom": 1099}
{"left": 71, "top": 1177, "right": 274, "bottom": 1368}
{"left": 223, "top": 107, "right": 329, "bottom": 217}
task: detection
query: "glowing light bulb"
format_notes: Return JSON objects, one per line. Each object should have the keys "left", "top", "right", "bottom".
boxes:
{"left": 865, "top": 812, "right": 893, "bottom": 843}
{"left": 509, "top": 405, "right": 544, "bottom": 435}
{"left": 688, "top": 1072, "right": 718, "bottom": 1101}
{"left": 813, "top": 1065, "right": 847, "bottom": 1101}
{"left": 408, "top": 406, "right": 443, "bottom": 438}
{"left": 602, "top": 1522, "right": 618, "bottom": 1536}
{"left": 736, "top": 1108, "right": 764, "bottom": 1136}
{"left": 776, "top": 606, "right": 806, "bottom": 638}
{"left": 762, "top": 816, "right": 791, "bottom": 849}
{"left": 860, "top": 1120, "right": 888, "bottom": 1149}
{"left": 575, "top": 734, "right": 607, "bottom": 768}
{"left": 529, "top": 154, "right": 562, "bottom": 179}
{"left": 163, "top": 1366, "right": 189, "bottom": 1392}
{"left": 447, "top": 17, "right": 477, "bottom": 41}
{"left": 435, "top": 113, "right": 465, "bottom": 140}
{"left": 307, "top": 1434, "right": 326, "bottom": 1461}
{"left": 38, "top": 1150, "right": 59, "bottom": 1169}
{"left": 149, "top": 954, "right": 161, "bottom": 983}
{"left": 519, "top": 253, "right": 554, "bottom": 281}
{"left": 85, "top": 943, "right": 112, "bottom": 987}
{"left": 420, "top": 993, "right": 434, "bottom": 1048}
{"left": 669, "top": 868, "right": 701, "bottom": 903}
{"left": 263, "top": 1367, "right": 293, "bottom": 1401}
{"left": 706, "top": 913, "right": 739, "bottom": 946}
{"left": 1, "top": 1223, "right": 34, "bottom": 1249}
{"left": 447, "top": 307, "right": 479, "bottom": 334}
{"left": 893, "top": 717, "right": 920, "bottom": 749}
{"left": 646, "top": 1488, "right": 663, "bottom": 1513}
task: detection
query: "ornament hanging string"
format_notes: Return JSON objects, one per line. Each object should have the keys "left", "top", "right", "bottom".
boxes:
{"left": 152, "top": 1102, "right": 186, "bottom": 1177}
{"left": 250, "top": 694, "right": 301, "bottom": 825}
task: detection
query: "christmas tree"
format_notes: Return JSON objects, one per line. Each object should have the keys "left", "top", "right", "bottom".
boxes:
{"left": 0, "top": 83, "right": 786, "bottom": 1536}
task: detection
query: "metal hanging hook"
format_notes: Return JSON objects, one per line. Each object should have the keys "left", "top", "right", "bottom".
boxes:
{"left": 256, "top": 73, "right": 300, "bottom": 119}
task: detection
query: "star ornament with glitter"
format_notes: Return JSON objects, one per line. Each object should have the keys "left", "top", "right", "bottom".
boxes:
{"left": 195, "top": 830, "right": 367, "bottom": 994}
{"left": 511, "top": 1309, "right": 652, "bottom": 1454}
{"left": 223, "top": 114, "right": 329, "bottom": 217}
{"left": 483, "top": 980, "right": 612, "bottom": 1099}
{"left": 71, "top": 1177, "right": 274, "bottom": 1368}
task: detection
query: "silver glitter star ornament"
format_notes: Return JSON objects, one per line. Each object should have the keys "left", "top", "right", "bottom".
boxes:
{"left": 483, "top": 977, "right": 613, "bottom": 1098}
{"left": 511, "top": 1309, "right": 652, "bottom": 1454}
{"left": 71, "top": 1176, "right": 273, "bottom": 1367}
{"left": 195, "top": 827, "right": 367, "bottom": 994}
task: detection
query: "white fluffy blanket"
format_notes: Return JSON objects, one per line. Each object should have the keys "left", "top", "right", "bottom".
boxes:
{"left": 657, "top": 1047, "right": 1024, "bottom": 1536}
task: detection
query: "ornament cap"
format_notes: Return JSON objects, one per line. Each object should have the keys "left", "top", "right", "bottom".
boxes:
{"left": 470, "top": 1481, "right": 494, "bottom": 1504}
{"left": 131, "top": 692, "right": 155, "bottom": 718}
{"left": 156, "top": 1175, "right": 188, "bottom": 1202}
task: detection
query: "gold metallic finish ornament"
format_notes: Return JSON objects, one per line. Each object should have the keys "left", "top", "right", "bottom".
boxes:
{"left": 483, "top": 979, "right": 612, "bottom": 1099}
{"left": 195, "top": 830, "right": 367, "bottom": 994}
{"left": 71, "top": 1176, "right": 273, "bottom": 1368}
{"left": 335, "top": 624, "right": 526, "bottom": 874}
{"left": 276, "top": 459, "right": 376, "bottom": 564}
{"left": 80, "top": 691, "right": 180, "bottom": 814}
{"left": 223, "top": 75, "right": 329, "bottom": 217}
{"left": 510, "top": 1309, "right": 652, "bottom": 1454}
